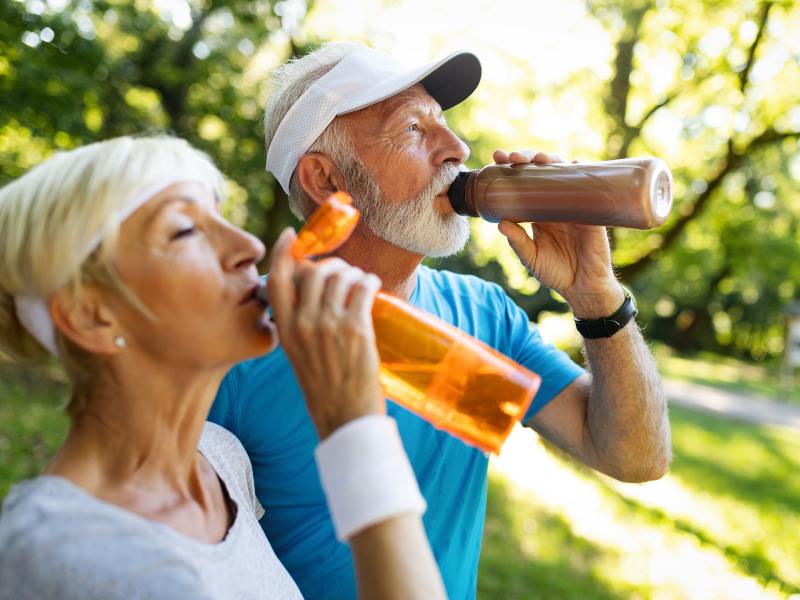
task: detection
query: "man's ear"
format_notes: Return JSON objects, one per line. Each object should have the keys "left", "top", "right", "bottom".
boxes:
{"left": 296, "top": 153, "right": 348, "bottom": 209}
{"left": 49, "top": 287, "right": 121, "bottom": 356}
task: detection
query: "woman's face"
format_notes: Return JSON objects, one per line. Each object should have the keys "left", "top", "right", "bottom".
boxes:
{"left": 110, "top": 182, "right": 276, "bottom": 369}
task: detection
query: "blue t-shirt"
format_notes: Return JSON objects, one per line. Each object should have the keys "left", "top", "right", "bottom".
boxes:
{"left": 208, "top": 266, "right": 584, "bottom": 600}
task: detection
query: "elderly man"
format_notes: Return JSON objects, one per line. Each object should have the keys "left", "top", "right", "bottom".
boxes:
{"left": 209, "top": 42, "right": 670, "bottom": 600}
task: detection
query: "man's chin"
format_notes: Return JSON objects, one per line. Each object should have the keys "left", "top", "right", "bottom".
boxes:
{"left": 375, "top": 224, "right": 469, "bottom": 258}
{"left": 418, "top": 220, "right": 471, "bottom": 258}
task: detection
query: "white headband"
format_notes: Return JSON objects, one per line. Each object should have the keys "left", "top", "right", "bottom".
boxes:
{"left": 266, "top": 48, "right": 481, "bottom": 193}
{"left": 14, "top": 177, "right": 201, "bottom": 357}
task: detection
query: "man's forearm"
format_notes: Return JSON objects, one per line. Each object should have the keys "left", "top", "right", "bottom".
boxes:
{"left": 582, "top": 322, "right": 671, "bottom": 482}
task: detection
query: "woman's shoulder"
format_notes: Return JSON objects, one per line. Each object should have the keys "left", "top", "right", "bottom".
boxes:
{"left": 199, "top": 422, "right": 264, "bottom": 519}
{"left": 0, "top": 477, "right": 209, "bottom": 600}
{"left": 199, "top": 421, "right": 249, "bottom": 460}
{"left": 0, "top": 476, "right": 99, "bottom": 543}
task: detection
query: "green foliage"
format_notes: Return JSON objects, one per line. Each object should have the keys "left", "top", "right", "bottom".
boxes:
{"left": 1, "top": 0, "right": 798, "bottom": 360}
{"left": 0, "top": 0, "right": 304, "bottom": 260}
{"left": 442, "top": 0, "right": 800, "bottom": 360}
{"left": 0, "top": 361, "right": 68, "bottom": 499}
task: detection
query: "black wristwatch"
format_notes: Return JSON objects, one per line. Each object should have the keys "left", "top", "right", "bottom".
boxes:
{"left": 574, "top": 289, "right": 638, "bottom": 339}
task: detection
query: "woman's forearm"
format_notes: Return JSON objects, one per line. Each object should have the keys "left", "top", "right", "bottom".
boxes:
{"left": 351, "top": 514, "right": 446, "bottom": 600}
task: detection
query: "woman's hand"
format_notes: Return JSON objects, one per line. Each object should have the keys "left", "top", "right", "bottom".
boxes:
{"left": 267, "top": 228, "right": 384, "bottom": 439}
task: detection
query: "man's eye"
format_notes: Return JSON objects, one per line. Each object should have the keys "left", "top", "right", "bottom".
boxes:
{"left": 172, "top": 227, "right": 196, "bottom": 240}
{"left": 404, "top": 123, "right": 419, "bottom": 132}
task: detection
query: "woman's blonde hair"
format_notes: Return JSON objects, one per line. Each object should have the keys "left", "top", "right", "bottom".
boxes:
{"left": 0, "top": 136, "right": 225, "bottom": 415}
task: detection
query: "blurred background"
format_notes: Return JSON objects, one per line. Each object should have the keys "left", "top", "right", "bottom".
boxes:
{"left": 0, "top": 0, "right": 798, "bottom": 598}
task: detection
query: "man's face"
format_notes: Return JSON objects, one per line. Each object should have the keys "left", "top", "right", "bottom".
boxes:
{"left": 337, "top": 84, "right": 471, "bottom": 257}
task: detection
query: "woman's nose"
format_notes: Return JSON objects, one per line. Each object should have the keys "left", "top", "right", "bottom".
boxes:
{"left": 222, "top": 222, "right": 266, "bottom": 271}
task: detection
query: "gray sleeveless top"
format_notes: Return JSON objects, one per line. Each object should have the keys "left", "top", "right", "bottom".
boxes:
{"left": 0, "top": 423, "right": 303, "bottom": 600}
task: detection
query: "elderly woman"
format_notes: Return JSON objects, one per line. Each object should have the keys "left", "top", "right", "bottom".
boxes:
{"left": 0, "top": 136, "right": 445, "bottom": 599}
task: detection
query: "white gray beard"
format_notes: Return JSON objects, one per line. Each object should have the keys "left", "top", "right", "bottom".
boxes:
{"left": 342, "top": 159, "right": 470, "bottom": 257}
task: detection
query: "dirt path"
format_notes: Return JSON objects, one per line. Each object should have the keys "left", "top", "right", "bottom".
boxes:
{"left": 664, "top": 378, "right": 800, "bottom": 431}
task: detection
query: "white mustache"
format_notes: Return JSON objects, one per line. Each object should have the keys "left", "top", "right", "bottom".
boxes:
{"left": 418, "top": 163, "right": 462, "bottom": 202}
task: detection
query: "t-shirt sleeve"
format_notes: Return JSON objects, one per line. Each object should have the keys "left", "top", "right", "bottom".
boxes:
{"left": 200, "top": 423, "right": 265, "bottom": 521}
{"left": 498, "top": 288, "right": 586, "bottom": 422}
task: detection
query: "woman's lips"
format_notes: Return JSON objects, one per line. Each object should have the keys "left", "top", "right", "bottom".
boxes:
{"left": 240, "top": 282, "right": 270, "bottom": 308}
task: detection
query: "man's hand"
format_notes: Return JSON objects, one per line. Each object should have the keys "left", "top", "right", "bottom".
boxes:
{"left": 493, "top": 149, "right": 624, "bottom": 318}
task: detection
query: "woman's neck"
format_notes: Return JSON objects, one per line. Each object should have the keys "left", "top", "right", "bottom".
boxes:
{"left": 48, "top": 361, "right": 226, "bottom": 504}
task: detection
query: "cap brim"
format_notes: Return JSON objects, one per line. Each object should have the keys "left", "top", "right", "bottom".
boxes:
{"left": 341, "top": 51, "right": 482, "bottom": 115}
{"left": 421, "top": 52, "right": 482, "bottom": 111}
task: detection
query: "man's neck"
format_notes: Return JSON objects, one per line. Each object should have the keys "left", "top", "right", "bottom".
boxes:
{"left": 332, "top": 223, "right": 423, "bottom": 301}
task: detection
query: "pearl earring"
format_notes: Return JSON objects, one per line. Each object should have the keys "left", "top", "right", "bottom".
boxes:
{"left": 113, "top": 336, "right": 127, "bottom": 348}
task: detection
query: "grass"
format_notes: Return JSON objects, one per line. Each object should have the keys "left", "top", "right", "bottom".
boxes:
{"left": 479, "top": 408, "right": 800, "bottom": 599}
{"left": 1, "top": 358, "right": 798, "bottom": 599}
{"left": 652, "top": 343, "right": 800, "bottom": 406}
{"left": 536, "top": 314, "right": 800, "bottom": 407}
{"left": 0, "top": 361, "right": 69, "bottom": 498}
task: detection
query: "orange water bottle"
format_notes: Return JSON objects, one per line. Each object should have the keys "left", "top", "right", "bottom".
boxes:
{"left": 291, "top": 192, "right": 541, "bottom": 454}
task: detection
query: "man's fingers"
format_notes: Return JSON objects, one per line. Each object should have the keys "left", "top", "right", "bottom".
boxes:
{"left": 533, "top": 151, "right": 564, "bottom": 164}
{"left": 498, "top": 220, "right": 536, "bottom": 267}
{"left": 494, "top": 149, "right": 567, "bottom": 165}
{"left": 507, "top": 150, "right": 535, "bottom": 164}
{"left": 492, "top": 149, "right": 510, "bottom": 164}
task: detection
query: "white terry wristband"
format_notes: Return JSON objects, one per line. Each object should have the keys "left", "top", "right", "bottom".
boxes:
{"left": 315, "top": 414, "right": 426, "bottom": 541}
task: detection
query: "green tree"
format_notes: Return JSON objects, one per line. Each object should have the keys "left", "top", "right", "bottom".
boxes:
{"left": 0, "top": 0, "right": 317, "bottom": 264}
{"left": 439, "top": 0, "right": 800, "bottom": 360}
{"left": 597, "top": 0, "right": 800, "bottom": 358}
{"left": 3, "top": 0, "right": 798, "bottom": 359}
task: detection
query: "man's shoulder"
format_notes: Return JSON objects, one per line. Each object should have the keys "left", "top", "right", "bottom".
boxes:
{"left": 219, "top": 346, "right": 295, "bottom": 396}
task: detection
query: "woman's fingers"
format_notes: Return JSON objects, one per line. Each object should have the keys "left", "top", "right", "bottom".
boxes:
{"left": 321, "top": 266, "right": 367, "bottom": 319}
{"left": 267, "top": 228, "right": 298, "bottom": 327}
{"left": 346, "top": 273, "right": 382, "bottom": 328}
{"left": 294, "top": 258, "right": 349, "bottom": 326}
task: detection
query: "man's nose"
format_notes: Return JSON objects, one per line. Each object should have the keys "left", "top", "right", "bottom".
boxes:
{"left": 431, "top": 123, "right": 470, "bottom": 167}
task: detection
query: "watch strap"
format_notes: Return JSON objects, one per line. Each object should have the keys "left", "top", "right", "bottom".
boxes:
{"left": 574, "top": 290, "right": 637, "bottom": 339}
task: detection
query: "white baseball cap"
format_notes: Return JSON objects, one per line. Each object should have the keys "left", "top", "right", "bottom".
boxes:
{"left": 266, "top": 47, "right": 482, "bottom": 193}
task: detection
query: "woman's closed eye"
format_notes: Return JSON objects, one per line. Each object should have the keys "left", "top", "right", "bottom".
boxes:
{"left": 172, "top": 226, "right": 196, "bottom": 240}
